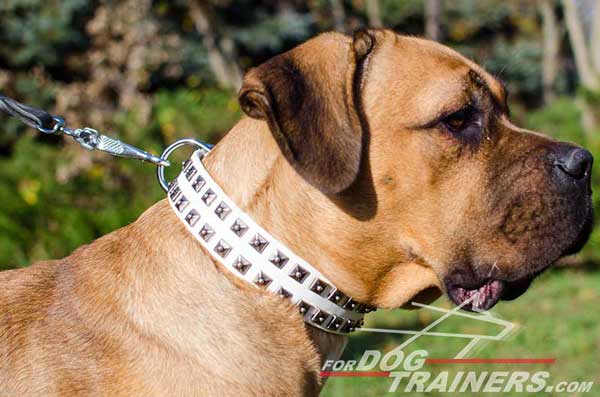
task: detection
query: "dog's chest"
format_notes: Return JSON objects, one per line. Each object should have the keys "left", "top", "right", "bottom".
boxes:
{"left": 126, "top": 332, "right": 325, "bottom": 396}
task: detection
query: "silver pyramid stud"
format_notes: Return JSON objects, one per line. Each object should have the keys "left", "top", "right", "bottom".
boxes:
{"left": 174, "top": 196, "right": 189, "bottom": 212}
{"left": 311, "top": 310, "right": 330, "bottom": 325}
{"left": 191, "top": 176, "right": 205, "bottom": 192}
{"left": 359, "top": 305, "right": 376, "bottom": 313}
{"left": 340, "top": 319, "right": 355, "bottom": 333}
{"left": 169, "top": 188, "right": 181, "bottom": 201}
{"left": 328, "top": 290, "right": 348, "bottom": 306}
{"left": 326, "top": 316, "right": 344, "bottom": 330}
{"left": 184, "top": 209, "right": 200, "bottom": 227}
{"left": 249, "top": 233, "right": 268, "bottom": 253}
{"left": 214, "top": 202, "right": 231, "bottom": 220}
{"left": 184, "top": 165, "right": 197, "bottom": 181}
{"left": 289, "top": 265, "right": 309, "bottom": 283}
{"left": 254, "top": 272, "right": 272, "bottom": 288}
{"left": 342, "top": 298, "right": 358, "bottom": 310}
{"left": 269, "top": 250, "right": 289, "bottom": 269}
{"left": 297, "top": 301, "right": 312, "bottom": 315}
{"left": 168, "top": 182, "right": 180, "bottom": 200}
{"left": 278, "top": 288, "right": 291, "bottom": 298}
{"left": 233, "top": 256, "right": 251, "bottom": 274}
{"left": 310, "top": 279, "right": 330, "bottom": 297}
{"left": 214, "top": 240, "right": 232, "bottom": 258}
{"left": 201, "top": 189, "right": 216, "bottom": 205}
{"left": 199, "top": 224, "right": 215, "bottom": 242}
{"left": 230, "top": 219, "right": 248, "bottom": 237}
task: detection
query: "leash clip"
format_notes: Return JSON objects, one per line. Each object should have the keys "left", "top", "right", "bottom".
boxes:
{"left": 67, "top": 127, "right": 169, "bottom": 166}
{"left": 0, "top": 94, "right": 212, "bottom": 173}
{"left": 36, "top": 116, "right": 65, "bottom": 135}
{"left": 44, "top": 117, "right": 169, "bottom": 167}
{"left": 32, "top": 112, "right": 168, "bottom": 167}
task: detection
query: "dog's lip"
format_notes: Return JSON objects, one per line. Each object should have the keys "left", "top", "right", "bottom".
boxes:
{"left": 447, "top": 279, "right": 505, "bottom": 312}
{"left": 562, "top": 205, "right": 594, "bottom": 256}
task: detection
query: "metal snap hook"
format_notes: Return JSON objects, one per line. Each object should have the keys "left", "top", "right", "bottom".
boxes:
{"left": 36, "top": 116, "right": 65, "bottom": 135}
{"left": 157, "top": 138, "right": 213, "bottom": 192}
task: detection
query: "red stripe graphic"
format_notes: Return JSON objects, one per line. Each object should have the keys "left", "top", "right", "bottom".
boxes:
{"left": 425, "top": 358, "right": 556, "bottom": 364}
{"left": 320, "top": 371, "right": 390, "bottom": 377}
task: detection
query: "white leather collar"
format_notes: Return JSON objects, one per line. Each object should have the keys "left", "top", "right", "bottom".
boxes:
{"left": 167, "top": 150, "right": 374, "bottom": 335}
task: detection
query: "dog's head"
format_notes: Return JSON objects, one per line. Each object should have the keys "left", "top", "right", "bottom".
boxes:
{"left": 238, "top": 30, "right": 593, "bottom": 311}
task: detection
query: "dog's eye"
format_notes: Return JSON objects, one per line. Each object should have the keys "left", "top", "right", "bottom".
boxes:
{"left": 441, "top": 106, "right": 473, "bottom": 133}
{"left": 439, "top": 105, "right": 483, "bottom": 145}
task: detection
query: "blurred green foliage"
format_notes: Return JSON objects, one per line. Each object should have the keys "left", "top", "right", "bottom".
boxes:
{"left": 0, "top": 0, "right": 91, "bottom": 68}
{"left": 0, "top": 85, "right": 240, "bottom": 269}
{"left": 155, "top": 88, "right": 241, "bottom": 143}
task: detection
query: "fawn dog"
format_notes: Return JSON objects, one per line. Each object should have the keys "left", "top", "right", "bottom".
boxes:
{"left": 0, "top": 29, "right": 593, "bottom": 396}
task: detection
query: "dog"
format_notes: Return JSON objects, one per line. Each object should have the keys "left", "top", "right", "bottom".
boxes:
{"left": 0, "top": 29, "right": 593, "bottom": 396}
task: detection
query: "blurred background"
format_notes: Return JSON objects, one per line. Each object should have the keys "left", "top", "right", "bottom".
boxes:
{"left": 0, "top": 1, "right": 598, "bottom": 395}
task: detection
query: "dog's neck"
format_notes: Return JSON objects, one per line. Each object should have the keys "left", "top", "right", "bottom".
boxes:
{"left": 200, "top": 118, "right": 363, "bottom": 294}
{"left": 200, "top": 117, "right": 440, "bottom": 307}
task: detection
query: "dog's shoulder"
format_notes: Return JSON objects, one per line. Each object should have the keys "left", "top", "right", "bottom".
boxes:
{"left": 0, "top": 259, "right": 65, "bottom": 323}
{"left": 0, "top": 260, "right": 67, "bottom": 393}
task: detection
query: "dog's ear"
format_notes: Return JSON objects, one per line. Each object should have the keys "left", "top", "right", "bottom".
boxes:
{"left": 238, "top": 31, "right": 377, "bottom": 194}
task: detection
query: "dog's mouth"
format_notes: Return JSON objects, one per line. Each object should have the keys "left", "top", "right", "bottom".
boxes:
{"left": 446, "top": 276, "right": 535, "bottom": 312}
{"left": 447, "top": 279, "right": 505, "bottom": 312}
{"left": 446, "top": 203, "right": 594, "bottom": 312}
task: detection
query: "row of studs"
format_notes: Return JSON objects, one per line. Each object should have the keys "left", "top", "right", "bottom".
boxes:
{"left": 172, "top": 161, "right": 376, "bottom": 318}
{"left": 173, "top": 166, "right": 377, "bottom": 315}
{"left": 170, "top": 180, "right": 368, "bottom": 332}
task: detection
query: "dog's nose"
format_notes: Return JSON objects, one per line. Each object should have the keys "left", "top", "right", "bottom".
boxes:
{"left": 554, "top": 146, "right": 593, "bottom": 180}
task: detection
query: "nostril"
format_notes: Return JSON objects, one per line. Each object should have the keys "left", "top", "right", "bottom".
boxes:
{"left": 555, "top": 148, "right": 593, "bottom": 179}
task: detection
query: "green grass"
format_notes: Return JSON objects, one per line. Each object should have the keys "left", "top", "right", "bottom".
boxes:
{"left": 322, "top": 268, "right": 600, "bottom": 396}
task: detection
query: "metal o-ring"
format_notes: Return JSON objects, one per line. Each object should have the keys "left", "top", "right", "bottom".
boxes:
{"left": 157, "top": 138, "right": 213, "bottom": 192}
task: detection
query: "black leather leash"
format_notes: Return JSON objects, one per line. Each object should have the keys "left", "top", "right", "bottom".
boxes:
{"left": 0, "top": 93, "right": 169, "bottom": 166}
{"left": 0, "top": 94, "right": 58, "bottom": 132}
